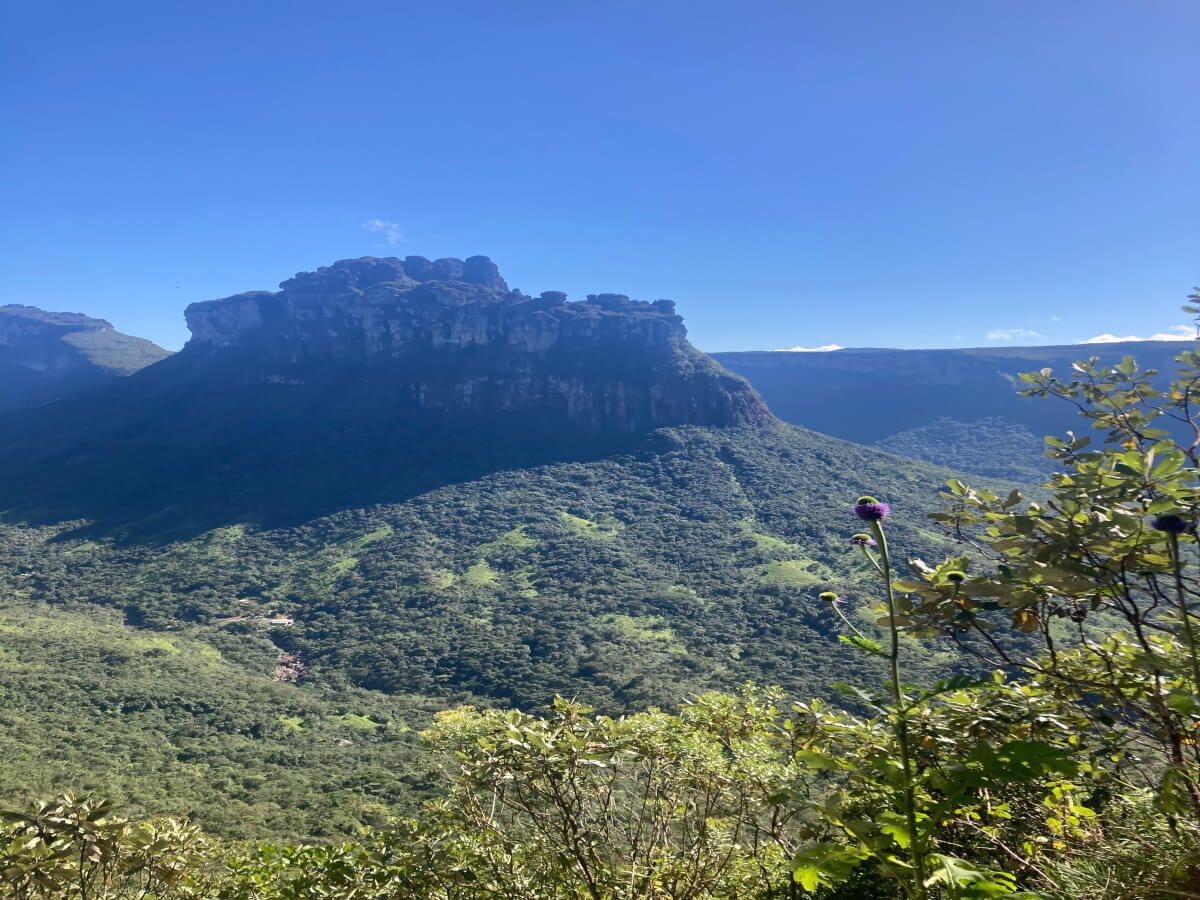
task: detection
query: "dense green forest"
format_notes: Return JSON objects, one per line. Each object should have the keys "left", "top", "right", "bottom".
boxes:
{"left": 4, "top": 341, "right": 1200, "bottom": 896}
{"left": 873, "top": 418, "right": 1049, "bottom": 482}
{"left": 3, "top": 328, "right": 1200, "bottom": 895}
{"left": 0, "top": 422, "right": 1021, "bottom": 835}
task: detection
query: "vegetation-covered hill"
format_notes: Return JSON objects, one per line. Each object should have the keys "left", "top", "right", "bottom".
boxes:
{"left": 0, "top": 304, "right": 170, "bottom": 414}
{"left": 0, "top": 259, "right": 1042, "bottom": 847}
{"left": 0, "top": 424, "right": 984, "bottom": 708}
{"left": 0, "top": 423, "right": 1010, "bottom": 835}
{"left": 872, "top": 416, "right": 1048, "bottom": 482}
{"left": 0, "top": 596, "right": 446, "bottom": 839}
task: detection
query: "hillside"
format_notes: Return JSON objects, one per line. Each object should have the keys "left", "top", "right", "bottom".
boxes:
{"left": 0, "top": 304, "right": 170, "bottom": 413}
{"left": 0, "top": 422, "right": 1002, "bottom": 835}
{"left": 0, "top": 256, "right": 1019, "bottom": 836}
{"left": 712, "top": 341, "right": 1193, "bottom": 477}
{"left": 0, "top": 599, "right": 441, "bottom": 839}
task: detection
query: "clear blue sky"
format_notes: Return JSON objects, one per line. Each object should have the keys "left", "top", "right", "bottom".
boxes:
{"left": 2, "top": 0, "right": 1197, "bottom": 352}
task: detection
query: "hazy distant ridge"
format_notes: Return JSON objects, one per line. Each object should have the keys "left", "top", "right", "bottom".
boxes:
{"left": 713, "top": 341, "right": 1193, "bottom": 477}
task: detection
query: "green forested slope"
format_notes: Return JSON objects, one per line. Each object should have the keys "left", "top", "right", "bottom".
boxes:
{"left": 0, "top": 422, "right": 1027, "bottom": 838}
{"left": 0, "top": 599, "right": 443, "bottom": 838}
{"left": 1, "top": 424, "right": 989, "bottom": 710}
{"left": 873, "top": 416, "right": 1050, "bottom": 481}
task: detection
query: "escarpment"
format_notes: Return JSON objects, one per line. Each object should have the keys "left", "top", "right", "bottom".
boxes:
{"left": 182, "top": 255, "right": 768, "bottom": 432}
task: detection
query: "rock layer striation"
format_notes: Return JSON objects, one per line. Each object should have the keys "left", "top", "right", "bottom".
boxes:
{"left": 184, "top": 256, "right": 767, "bottom": 432}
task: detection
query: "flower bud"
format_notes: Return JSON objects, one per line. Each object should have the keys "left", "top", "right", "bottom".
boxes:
{"left": 853, "top": 497, "right": 890, "bottom": 521}
{"left": 1150, "top": 513, "right": 1192, "bottom": 534}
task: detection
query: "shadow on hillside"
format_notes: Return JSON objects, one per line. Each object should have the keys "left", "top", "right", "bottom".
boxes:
{"left": 0, "top": 361, "right": 643, "bottom": 544}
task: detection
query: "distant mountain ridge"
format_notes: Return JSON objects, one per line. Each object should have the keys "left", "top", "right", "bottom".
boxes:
{"left": 0, "top": 304, "right": 170, "bottom": 414}
{"left": 713, "top": 341, "right": 1194, "bottom": 477}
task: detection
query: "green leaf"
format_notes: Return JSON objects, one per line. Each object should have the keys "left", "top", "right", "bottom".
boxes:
{"left": 838, "top": 634, "right": 885, "bottom": 657}
{"left": 791, "top": 843, "right": 865, "bottom": 891}
{"left": 878, "top": 811, "right": 910, "bottom": 848}
{"left": 925, "top": 854, "right": 1019, "bottom": 895}
{"left": 1165, "top": 690, "right": 1200, "bottom": 717}
{"left": 794, "top": 749, "right": 842, "bottom": 772}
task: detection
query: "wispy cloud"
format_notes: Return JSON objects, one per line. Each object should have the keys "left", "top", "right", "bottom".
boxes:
{"left": 362, "top": 219, "right": 405, "bottom": 246}
{"left": 775, "top": 343, "right": 845, "bottom": 352}
{"left": 1050, "top": 315, "right": 1063, "bottom": 322}
{"left": 986, "top": 328, "right": 1043, "bottom": 341}
{"left": 1079, "top": 325, "right": 1194, "bottom": 344}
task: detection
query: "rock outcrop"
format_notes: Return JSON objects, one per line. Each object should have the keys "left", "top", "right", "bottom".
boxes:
{"left": 183, "top": 256, "right": 767, "bottom": 432}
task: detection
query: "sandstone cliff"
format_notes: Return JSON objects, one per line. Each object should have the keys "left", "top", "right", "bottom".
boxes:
{"left": 183, "top": 256, "right": 767, "bottom": 432}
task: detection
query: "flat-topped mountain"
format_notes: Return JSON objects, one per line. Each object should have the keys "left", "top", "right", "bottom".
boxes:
{"left": 181, "top": 255, "right": 766, "bottom": 432}
{"left": 0, "top": 304, "right": 170, "bottom": 414}
{"left": 0, "top": 257, "right": 767, "bottom": 537}
{"left": 713, "top": 341, "right": 1194, "bottom": 479}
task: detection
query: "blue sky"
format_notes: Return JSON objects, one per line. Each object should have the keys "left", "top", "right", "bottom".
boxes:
{"left": 2, "top": 0, "right": 1197, "bottom": 352}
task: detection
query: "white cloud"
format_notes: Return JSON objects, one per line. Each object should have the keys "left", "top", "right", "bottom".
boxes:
{"left": 775, "top": 343, "right": 845, "bottom": 352}
{"left": 1050, "top": 315, "right": 1063, "bottom": 322}
{"left": 362, "top": 219, "right": 405, "bottom": 246}
{"left": 986, "top": 328, "right": 1043, "bottom": 341}
{"left": 1079, "top": 325, "right": 1194, "bottom": 344}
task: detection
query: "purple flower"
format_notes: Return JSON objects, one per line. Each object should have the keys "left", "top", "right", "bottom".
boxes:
{"left": 818, "top": 592, "right": 842, "bottom": 605}
{"left": 849, "top": 534, "right": 877, "bottom": 546}
{"left": 853, "top": 496, "right": 890, "bottom": 521}
{"left": 1150, "top": 513, "right": 1192, "bottom": 534}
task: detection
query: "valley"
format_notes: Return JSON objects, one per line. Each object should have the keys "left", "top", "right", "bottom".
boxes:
{"left": 0, "top": 256, "right": 1194, "bottom": 897}
{"left": 0, "top": 256, "right": 1009, "bottom": 836}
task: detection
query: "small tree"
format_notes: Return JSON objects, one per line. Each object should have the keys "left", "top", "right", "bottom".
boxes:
{"left": 0, "top": 794, "right": 212, "bottom": 900}
{"left": 416, "top": 689, "right": 802, "bottom": 899}
{"left": 897, "top": 344, "right": 1200, "bottom": 819}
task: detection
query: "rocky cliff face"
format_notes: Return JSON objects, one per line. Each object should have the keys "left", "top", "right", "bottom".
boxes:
{"left": 183, "top": 256, "right": 767, "bottom": 432}
{"left": 0, "top": 304, "right": 170, "bottom": 414}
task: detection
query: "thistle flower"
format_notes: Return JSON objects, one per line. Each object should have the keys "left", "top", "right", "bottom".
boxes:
{"left": 1150, "top": 513, "right": 1193, "bottom": 534}
{"left": 849, "top": 534, "right": 877, "bottom": 546}
{"left": 853, "top": 496, "right": 890, "bottom": 521}
{"left": 818, "top": 591, "right": 843, "bottom": 605}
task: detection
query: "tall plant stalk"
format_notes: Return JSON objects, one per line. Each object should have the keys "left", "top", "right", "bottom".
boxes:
{"left": 848, "top": 497, "right": 929, "bottom": 900}
{"left": 1166, "top": 530, "right": 1200, "bottom": 699}
{"left": 869, "top": 515, "right": 927, "bottom": 900}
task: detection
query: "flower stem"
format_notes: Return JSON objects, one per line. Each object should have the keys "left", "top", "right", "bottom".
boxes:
{"left": 832, "top": 604, "right": 869, "bottom": 642}
{"left": 871, "top": 518, "right": 928, "bottom": 900}
{"left": 1168, "top": 532, "right": 1200, "bottom": 705}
